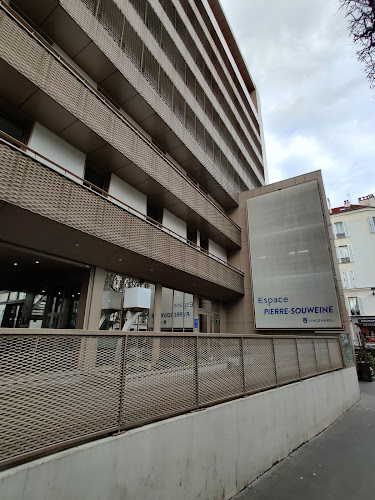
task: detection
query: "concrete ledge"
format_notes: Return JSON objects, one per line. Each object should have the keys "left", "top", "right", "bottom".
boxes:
{"left": 0, "top": 367, "right": 359, "bottom": 500}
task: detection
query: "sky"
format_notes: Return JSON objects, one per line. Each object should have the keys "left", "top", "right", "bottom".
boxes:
{"left": 221, "top": 0, "right": 375, "bottom": 208}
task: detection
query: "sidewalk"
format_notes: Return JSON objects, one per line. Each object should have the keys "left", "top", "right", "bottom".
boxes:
{"left": 233, "top": 381, "right": 375, "bottom": 500}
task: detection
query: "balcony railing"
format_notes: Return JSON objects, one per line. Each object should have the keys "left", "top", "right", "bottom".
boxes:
{"left": 0, "top": 330, "right": 344, "bottom": 469}
{"left": 0, "top": 0, "right": 241, "bottom": 244}
{"left": 0, "top": 136, "right": 244, "bottom": 294}
{"left": 0, "top": 131, "right": 240, "bottom": 271}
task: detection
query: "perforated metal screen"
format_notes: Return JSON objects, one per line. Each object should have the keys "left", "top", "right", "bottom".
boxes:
{"left": 0, "top": 332, "right": 344, "bottom": 468}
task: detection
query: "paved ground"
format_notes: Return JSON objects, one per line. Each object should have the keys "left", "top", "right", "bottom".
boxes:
{"left": 233, "top": 381, "right": 375, "bottom": 500}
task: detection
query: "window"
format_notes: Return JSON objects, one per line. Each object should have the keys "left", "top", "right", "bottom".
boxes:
{"left": 187, "top": 225, "right": 197, "bottom": 245}
{"left": 0, "top": 111, "right": 25, "bottom": 144}
{"left": 343, "top": 270, "right": 355, "bottom": 289}
{"left": 147, "top": 203, "right": 163, "bottom": 225}
{"left": 348, "top": 297, "right": 363, "bottom": 316}
{"left": 337, "top": 245, "right": 354, "bottom": 263}
{"left": 84, "top": 166, "right": 107, "bottom": 192}
{"left": 200, "top": 235, "right": 208, "bottom": 253}
{"left": 368, "top": 216, "right": 375, "bottom": 234}
{"left": 334, "top": 221, "right": 349, "bottom": 238}
{"left": 161, "top": 287, "right": 193, "bottom": 332}
{"left": 100, "top": 271, "right": 155, "bottom": 331}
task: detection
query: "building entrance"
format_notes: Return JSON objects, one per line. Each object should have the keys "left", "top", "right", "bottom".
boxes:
{"left": 0, "top": 244, "right": 90, "bottom": 329}
{"left": 198, "top": 299, "right": 220, "bottom": 333}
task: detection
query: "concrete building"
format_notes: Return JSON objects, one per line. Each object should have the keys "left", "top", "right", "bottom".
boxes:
{"left": 0, "top": 0, "right": 350, "bottom": 338}
{"left": 330, "top": 194, "right": 375, "bottom": 342}
{"left": 0, "top": 0, "right": 267, "bottom": 332}
{"left": 0, "top": 1, "right": 360, "bottom": 498}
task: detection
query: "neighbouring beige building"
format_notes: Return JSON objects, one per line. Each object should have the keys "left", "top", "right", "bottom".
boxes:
{"left": 330, "top": 194, "right": 375, "bottom": 341}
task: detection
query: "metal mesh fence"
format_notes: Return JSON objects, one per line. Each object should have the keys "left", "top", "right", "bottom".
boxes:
{"left": 0, "top": 332, "right": 344, "bottom": 468}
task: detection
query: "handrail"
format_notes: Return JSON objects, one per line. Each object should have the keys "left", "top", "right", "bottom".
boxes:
{"left": 0, "top": 0, "right": 241, "bottom": 231}
{"left": 0, "top": 132, "right": 244, "bottom": 275}
{"left": 0, "top": 328, "right": 341, "bottom": 339}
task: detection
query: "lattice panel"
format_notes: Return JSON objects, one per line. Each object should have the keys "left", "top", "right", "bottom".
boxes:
{"left": 197, "top": 337, "right": 243, "bottom": 405}
{"left": 0, "top": 335, "right": 123, "bottom": 463}
{"left": 0, "top": 143, "right": 243, "bottom": 294}
{"left": 327, "top": 338, "right": 344, "bottom": 370}
{"left": 242, "top": 337, "right": 276, "bottom": 392}
{"left": 273, "top": 338, "right": 300, "bottom": 384}
{"left": 0, "top": 6, "right": 241, "bottom": 248}
{"left": 296, "top": 338, "right": 318, "bottom": 378}
{"left": 0, "top": 333, "right": 343, "bottom": 468}
{"left": 314, "top": 338, "right": 331, "bottom": 373}
{"left": 121, "top": 336, "right": 197, "bottom": 425}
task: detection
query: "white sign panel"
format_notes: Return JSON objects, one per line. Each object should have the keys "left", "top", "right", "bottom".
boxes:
{"left": 247, "top": 181, "right": 342, "bottom": 329}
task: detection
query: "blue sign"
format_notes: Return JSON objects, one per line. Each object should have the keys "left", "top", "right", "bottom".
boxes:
{"left": 194, "top": 317, "right": 198, "bottom": 328}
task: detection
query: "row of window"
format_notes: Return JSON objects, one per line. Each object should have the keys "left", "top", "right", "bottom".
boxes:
{"left": 334, "top": 218, "right": 375, "bottom": 238}
{"left": 82, "top": 0, "right": 260, "bottom": 192}
{"left": 100, "top": 271, "right": 195, "bottom": 332}
{"left": 0, "top": 111, "right": 218, "bottom": 253}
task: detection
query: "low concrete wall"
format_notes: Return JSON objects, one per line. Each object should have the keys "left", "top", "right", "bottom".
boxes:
{"left": 0, "top": 367, "right": 359, "bottom": 500}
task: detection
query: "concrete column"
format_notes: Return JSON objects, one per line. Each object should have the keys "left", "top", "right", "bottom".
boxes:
{"left": 75, "top": 269, "right": 91, "bottom": 329}
{"left": 86, "top": 267, "right": 106, "bottom": 331}
{"left": 153, "top": 283, "right": 162, "bottom": 332}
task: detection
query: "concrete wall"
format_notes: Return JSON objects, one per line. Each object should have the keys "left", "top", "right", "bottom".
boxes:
{"left": 0, "top": 367, "right": 359, "bottom": 500}
{"left": 208, "top": 238, "right": 227, "bottom": 262}
{"left": 28, "top": 122, "right": 86, "bottom": 181}
{"left": 163, "top": 209, "right": 187, "bottom": 239}
{"left": 108, "top": 174, "right": 147, "bottom": 215}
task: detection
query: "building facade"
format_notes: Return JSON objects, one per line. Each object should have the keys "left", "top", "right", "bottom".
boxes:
{"left": 0, "top": 0, "right": 347, "bottom": 337}
{"left": 330, "top": 195, "right": 375, "bottom": 342}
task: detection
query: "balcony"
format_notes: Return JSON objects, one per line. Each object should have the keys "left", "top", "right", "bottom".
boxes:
{"left": 0, "top": 2, "right": 241, "bottom": 250}
{"left": 0, "top": 138, "right": 244, "bottom": 299}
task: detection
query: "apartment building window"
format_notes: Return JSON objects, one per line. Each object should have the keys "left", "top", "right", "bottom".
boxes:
{"left": 334, "top": 221, "right": 349, "bottom": 238}
{"left": 187, "top": 226, "right": 197, "bottom": 245}
{"left": 84, "top": 166, "right": 108, "bottom": 193}
{"left": 146, "top": 203, "right": 163, "bottom": 225}
{"left": 347, "top": 297, "right": 363, "bottom": 316}
{"left": 200, "top": 236, "right": 208, "bottom": 253}
{"left": 343, "top": 270, "right": 355, "bottom": 289}
{"left": 337, "top": 245, "right": 354, "bottom": 263}
{"left": 0, "top": 111, "right": 25, "bottom": 144}
{"left": 368, "top": 216, "right": 375, "bottom": 234}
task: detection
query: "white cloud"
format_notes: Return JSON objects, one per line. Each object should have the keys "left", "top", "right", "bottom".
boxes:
{"left": 221, "top": 0, "right": 375, "bottom": 207}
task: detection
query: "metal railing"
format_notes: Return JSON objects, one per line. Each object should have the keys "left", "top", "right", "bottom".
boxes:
{"left": 0, "top": 0, "right": 242, "bottom": 225}
{"left": 0, "top": 330, "right": 344, "bottom": 469}
{"left": 0, "top": 133, "right": 243, "bottom": 275}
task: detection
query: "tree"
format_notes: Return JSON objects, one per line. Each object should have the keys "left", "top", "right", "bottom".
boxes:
{"left": 340, "top": 0, "right": 375, "bottom": 90}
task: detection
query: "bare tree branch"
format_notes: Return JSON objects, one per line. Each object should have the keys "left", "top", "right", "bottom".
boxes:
{"left": 340, "top": 0, "right": 375, "bottom": 90}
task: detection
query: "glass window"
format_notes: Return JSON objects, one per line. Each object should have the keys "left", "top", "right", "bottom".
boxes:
{"left": 0, "top": 111, "right": 24, "bottom": 143}
{"left": 348, "top": 297, "right": 360, "bottom": 316}
{"left": 161, "top": 288, "right": 194, "bottom": 332}
{"left": 338, "top": 246, "right": 349, "bottom": 259}
{"left": 100, "top": 271, "right": 155, "bottom": 331}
